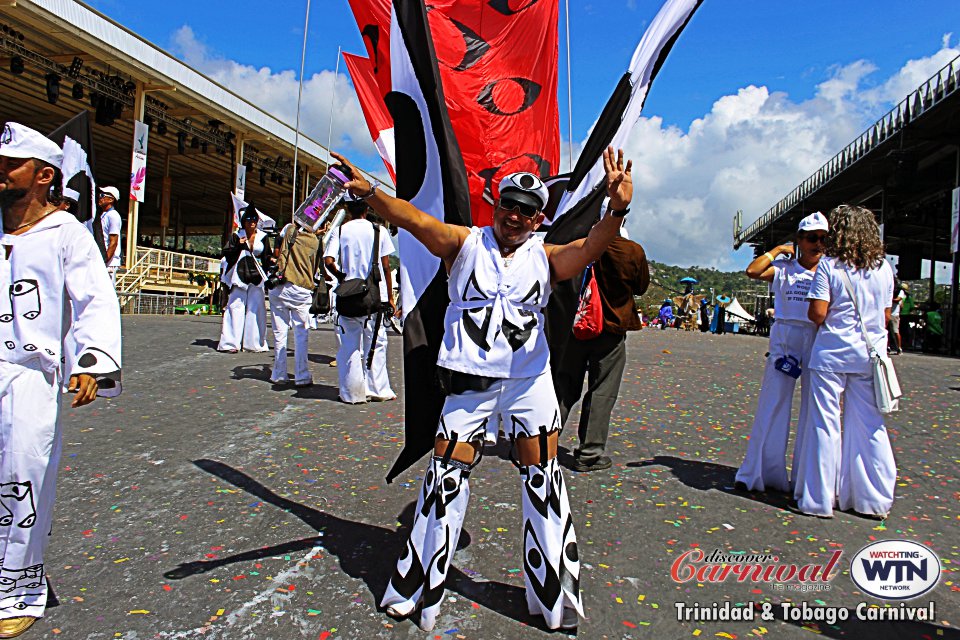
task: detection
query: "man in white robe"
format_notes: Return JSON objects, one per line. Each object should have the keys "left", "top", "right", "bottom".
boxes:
{"left": 0, "top": 123, "right": 122, "bottom": 637}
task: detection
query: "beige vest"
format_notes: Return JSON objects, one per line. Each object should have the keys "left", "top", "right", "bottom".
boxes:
{"left": 276, "top": 225, "right": 321, "bottom": 290}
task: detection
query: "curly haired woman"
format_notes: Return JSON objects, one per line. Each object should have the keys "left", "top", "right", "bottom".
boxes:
{"left": 791, "top": 205, "right": 896, "bottom": 519}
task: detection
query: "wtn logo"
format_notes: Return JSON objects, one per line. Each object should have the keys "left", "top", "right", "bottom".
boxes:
{"left": 851, "top": 540, "right": 940, "bottom": 600}
{"left": 861, "top": 558, "right": 927, "bottom": 583}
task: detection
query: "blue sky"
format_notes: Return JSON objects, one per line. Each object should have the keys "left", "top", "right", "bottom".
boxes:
{"left": 84, "top": 0, "right": 960, "bottom": 270}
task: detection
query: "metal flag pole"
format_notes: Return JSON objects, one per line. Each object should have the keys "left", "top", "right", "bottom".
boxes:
{"left": 564, "top": 0, "right": 574, "bottom": 172}
{"left": 326, "top": 46, "right": 342, "bottom": 167}
{"left": 292, "top": 0, "right": 312, "bottom": 216}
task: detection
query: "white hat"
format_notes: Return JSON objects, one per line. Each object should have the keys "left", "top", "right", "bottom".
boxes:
{"left": 0, "top": 122, "right": 63, "bottom": 169}
{"left": 100, "top": 186, "right": 120, "bottom": 201}
{"left": 498, "top": 172, "right": 549, "bottom": 210}
{"left": 62, "top": 187, "right": 80, "bottom": 202}
{"left": 798, "top": 211, "right": 828, "bottom": 232}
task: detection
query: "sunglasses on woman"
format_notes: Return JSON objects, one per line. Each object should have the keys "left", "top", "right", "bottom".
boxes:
{"left": 498, "top": 198, "right": 539, "bottom": 219}
{"left": 803, "top": 232, "right": 829, "bottom": 243}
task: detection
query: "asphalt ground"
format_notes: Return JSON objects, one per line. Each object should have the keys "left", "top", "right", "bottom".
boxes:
{"left": 36, "top": 315, "right": 959, "bottom": 639}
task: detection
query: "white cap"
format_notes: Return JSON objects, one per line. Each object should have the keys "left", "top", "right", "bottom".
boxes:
{"left": 100, "top": 186, "right": 120, "bottom": 201}
{"left": 62, "top": 187, "right": 80, "bottom": 202}
{"left": 0, "top": 122, "right": 63, "bottom": 169}
{"left": 498, "top": 172, "right": 549, "bottom": 210}
{"left": 798, "top": 211, "right": 828, "bottom": 232}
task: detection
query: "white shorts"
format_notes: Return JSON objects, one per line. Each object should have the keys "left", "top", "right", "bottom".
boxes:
{"left": 438, "top": 370, "right": 560, "bottom": 444}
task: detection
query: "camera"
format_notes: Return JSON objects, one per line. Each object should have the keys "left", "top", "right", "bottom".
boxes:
{"left": 264, "top": 267, "right": 285, "bottom": 291}
{"left": 774, "top": 355, "right": 801, "bottom": 379}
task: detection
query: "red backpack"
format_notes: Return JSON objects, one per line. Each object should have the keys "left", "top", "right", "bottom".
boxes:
{"left": 573, "top": 264, "right": 604, "bottom": 340}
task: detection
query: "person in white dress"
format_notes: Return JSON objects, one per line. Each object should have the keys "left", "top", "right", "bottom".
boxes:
{"left": 792, "top": 204, "right": 896, "bottom": 519}
{"left": 329, "top": 147, "right": 632, "bottom": 632}
{"left": 0, "top": 123, "right": 122, "bottom": 637}
{"left": 217, "top": 207, "right": 271, "bottom": 352}
{"left": 735, "top": 212, "right": 827, "bottom": 493}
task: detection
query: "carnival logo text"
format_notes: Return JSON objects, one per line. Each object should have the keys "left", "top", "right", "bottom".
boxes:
{"left": 850, "top": 540, "right": 941, "bottom": 600}
{"left": 671, "top": 548, "right": 842, "bottom": 584}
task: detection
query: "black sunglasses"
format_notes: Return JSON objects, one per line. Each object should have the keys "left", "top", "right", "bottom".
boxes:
{"left": 803, "top": 232, "right": 829, "bottom": 243}
{"left": 498, "top": 199, "right": 539, "bottom": 219}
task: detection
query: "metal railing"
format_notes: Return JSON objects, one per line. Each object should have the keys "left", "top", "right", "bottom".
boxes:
{"left": 120, "top": 292, "right": 212, "bottom": 315}
{"left": 735, "top": 53, "right": 960, "bottom": 248}
{"left": 116, "top": 247, "right": 221, "bottom": 304}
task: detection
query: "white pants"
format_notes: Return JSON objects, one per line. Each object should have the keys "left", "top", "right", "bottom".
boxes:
{"left": 269, "top": 284, "right": 312, "bottom": 384}
{"left": 735, "top": 321, "right": 816, "bottom": 492}
{"left": 793, "top": 369, "right": 896, "bottom": 517}
{"left": 0, "top": 362, "right": 62, "bottom": 620}
{"left": 336, "top": 313, "right": 394, "bottom": 403}
{"left": 106, "top": 265, "right": 117, "bottom": 287}
{"left": 218, "top": 285, "right": 268, "bottom": 352}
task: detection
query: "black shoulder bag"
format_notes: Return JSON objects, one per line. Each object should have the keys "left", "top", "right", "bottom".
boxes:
{"left": 335, "top": 224, "right": 382, "bottom": 318}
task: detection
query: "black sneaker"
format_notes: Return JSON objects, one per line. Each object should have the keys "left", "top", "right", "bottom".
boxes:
{"left": 570, "top": 456, "right": 612, "bottom": 472}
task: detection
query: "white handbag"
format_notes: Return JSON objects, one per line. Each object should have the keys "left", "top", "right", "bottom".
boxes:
{"left": 839, "top": 269, "right": 902, "bottom": 413}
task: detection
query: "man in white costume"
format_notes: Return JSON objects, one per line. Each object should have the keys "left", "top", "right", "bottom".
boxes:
{"left": 329, "top": 147, "right": 632, "bottom": 631}
{"left": 86, "top": 186, "right": 122, "bottom": 285}
{"left": 0, "top": 123, "right": 121, "bottom": 637}
{"left": 324, "top": 199, "right": 396, "bottom": 403}
{"left": 734, "top": 212, "right": 827, "bottom": 493}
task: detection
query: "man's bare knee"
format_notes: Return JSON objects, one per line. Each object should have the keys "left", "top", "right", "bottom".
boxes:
{"left": 515, "top": 431, "right": 559, "bottom": 467}
{"left": 434, "top": 438, "right": 481, "bottom": 465}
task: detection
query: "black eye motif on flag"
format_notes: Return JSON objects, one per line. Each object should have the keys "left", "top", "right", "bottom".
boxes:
{"left": 461, "top": 271, "right": 493, "bottom": 352}
{"left": 487, "top": 0, "right": 541, "bottom": 16}
{"left": 361, "top": 24, "right": 381, "bottom": 73}
{"left": 384, "top": 93, "right": 427, "bottom": 201}
{"left": 478, "top": 153, "right": 552, "bottom": 204}
{"left": 477, "top": 77, "right": 541, "bottom": 116}
{"left": 428, "top": 11, "right": 491, "bottom": 72}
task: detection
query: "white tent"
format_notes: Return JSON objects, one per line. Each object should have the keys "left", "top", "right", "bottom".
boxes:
{"left": 725, "top": 297, "right": 755, "bottom": 322}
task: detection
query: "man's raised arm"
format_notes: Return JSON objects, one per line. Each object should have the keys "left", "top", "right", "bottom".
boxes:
{"left": 330, "top": 151, "right": 468, "bottom": 263}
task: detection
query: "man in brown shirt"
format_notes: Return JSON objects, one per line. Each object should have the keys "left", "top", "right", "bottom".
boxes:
{"left": 555, "top": 236, "right": 649, "bottom": 471}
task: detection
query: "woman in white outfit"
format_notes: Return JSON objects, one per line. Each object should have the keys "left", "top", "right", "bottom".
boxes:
{"left": 792, "top": 204, "right": 896, "bottom": 519}
{"left": 217, "top": 207, "right": 271, "bottom": 353}
{"left": 735, "top": 212, "right": 827, "bottom": 493}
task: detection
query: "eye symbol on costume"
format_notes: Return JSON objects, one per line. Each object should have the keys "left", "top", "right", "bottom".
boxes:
{"left": 9, "top": 279, "right": 40, "bottom": 320}
{"left": 477, "top": 77, "right": 541, "bottom": 117}
{"left": 3, "top": 342, "right": 13, "bottom": 350}
{"left": 461, "top": 272, "right": 493, "bottom": 352}
{"left": 0, "top": 481, "right": 37, "bottom": 529}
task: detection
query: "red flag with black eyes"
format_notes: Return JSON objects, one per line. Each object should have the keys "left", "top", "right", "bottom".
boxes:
{"left": 346, "top": 0, "right": 560, "bottom": 226}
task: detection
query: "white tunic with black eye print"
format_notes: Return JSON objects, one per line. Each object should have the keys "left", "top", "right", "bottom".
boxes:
{"left": 437, "top": 226, "right": 552, "bottom": 379}
{"left": 0, "top": 211, "right": 122, "bottom": 396}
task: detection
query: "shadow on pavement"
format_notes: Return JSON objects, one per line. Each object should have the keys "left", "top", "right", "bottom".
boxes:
{"left": 775, "top": 606, "right": 960, "bottom": 640}
{"left": 191, "top": 338, "right": 220, "bottom": 350}
{"left": 627, "top": 455, "right": 793, "bottom": 510}
{"left": 163, "top": 459, "right": 562, "bottom": 632}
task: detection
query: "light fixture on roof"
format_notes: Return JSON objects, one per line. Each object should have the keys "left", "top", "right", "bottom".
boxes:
{"left": 177, "top": 132, "right": 186, "bottom": 154}
{"left": 157, "top": 121, "right": 167, "bottom": 136}
{"left": 45, "top": 73, "right": 60, "bottom": 104}
{"left": 191, "top": 136, "right": 200, "bottom": 149}
{"left": 71, "top": 82, "right": 84, "bottom": 100}
{"left": 200, "top": 141, "right": 208, "bottom": 154}
{"left": 9, "top": 56, "right": 24, "bottom": 75}
{"left": 259, "top": 168, "right": 266, "bottom": 187}
{"left": 67, "top": 56, "right": 83, "bottom": 78}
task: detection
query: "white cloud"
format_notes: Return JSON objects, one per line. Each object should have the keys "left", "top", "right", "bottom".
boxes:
{"left": 617, "top": 38, "right": 959, "bottom": 270}
{"left": 168, "top": 26, "right": 378, "bottom": 165}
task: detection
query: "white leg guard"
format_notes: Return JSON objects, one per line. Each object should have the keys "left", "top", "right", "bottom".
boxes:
{"left": 381, "top": 455, "right": 471, "bottom": 632}
{"left": 520, "top": 457, "right": 583, "bottom": 629}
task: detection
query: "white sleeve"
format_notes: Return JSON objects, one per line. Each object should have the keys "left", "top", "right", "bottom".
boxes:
{"left": 105, "top": 210, "right": 122, "bottom": 236}
{"left": 323, "top": 228, "right": 340, "bottom": 260}
{"left": 380, "top": 226, "right": 396, "bottom": 257}
{"left": 807, "top": 259, "right": 831, "bottom": 301}
{"left": 62, "top": 227, "right": 123, "bottom": 396}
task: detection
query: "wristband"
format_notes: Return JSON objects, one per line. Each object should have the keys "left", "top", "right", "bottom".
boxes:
{"left": 763, "top": 252, "right": 775, "bottom": 261}
{"left": 609, "top": 207, "right": 630, "bottom": 218}
{"left": 358, "top": 180, "right": 380, "bottom": 201}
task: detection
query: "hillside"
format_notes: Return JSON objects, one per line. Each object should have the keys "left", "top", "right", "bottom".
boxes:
{"left": 638, "top": 260, "right": 768, "bottom": 317}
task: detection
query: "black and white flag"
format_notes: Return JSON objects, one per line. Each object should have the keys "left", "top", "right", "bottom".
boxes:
{"left": 48, "top": 111, "right": 103, "bottom": 259}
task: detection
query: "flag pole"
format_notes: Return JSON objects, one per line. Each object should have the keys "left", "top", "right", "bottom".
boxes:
{"left": 292, "top": 0, "right": 312, "bottom": 216}
{"left": 564, "top": 0, "right": 574, "bottom": 172}
{"left": 326, "top": 46, "right": 342, "bottom": 168}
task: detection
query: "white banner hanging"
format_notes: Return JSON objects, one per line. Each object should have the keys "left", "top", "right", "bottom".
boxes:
{"left": 129, "top": 120, "right": 149, "bottom": 203}
{"left": 235, "top": 163, "right": 247, "bottom": 200}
